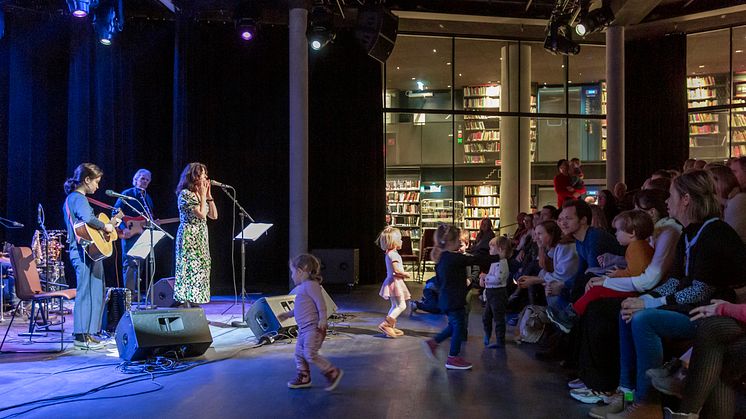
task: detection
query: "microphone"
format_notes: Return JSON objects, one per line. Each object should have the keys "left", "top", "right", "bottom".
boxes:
{"left": 210, "top": 179, "right": 232, "bottom": 188}
{"left": 37, "top": 203, "right": 43, "bottom": 225}
{"left": 12, "top": 221, "right": 23, "bottom": 228}
{"left": 106, "top": 190, "right": 137, "bottom": 201}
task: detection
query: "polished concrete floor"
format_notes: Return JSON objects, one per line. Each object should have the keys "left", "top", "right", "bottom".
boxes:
{"left": 0, "top": 283, "right": 737, "bottom": 419}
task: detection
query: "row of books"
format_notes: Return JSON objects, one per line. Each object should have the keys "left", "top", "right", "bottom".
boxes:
{"left": 690, "top": 125, "right": 720, "bottom": 134}
{"left": 467, "top": 130, "right": 499, "bottom": 141}
{"left": 687, "top": 88, "right": 718, "bottom": 100}
{"left": 385, "top": 179, "right": 420, "bottom": 190}
{"left": 465, "top": 196, "right": 500, "bottom": 206}
{"left": 465, "top": 218, "right": 498, "bottom": 229}
{"left": 465, "top": 207, "right": 500, "bottom": 218}
{"left": 732, "top": 145, "right": 746, "bottom": 157}
{"left": 464, "top": 155, "right": 486, "bottom": 164}
{"left": 393, "top": 215, "right": 419, "bottom": 226}
{"left": 689, "top": 113, "right": 718, "bottom": 123}
{"left": 387, "top": 203, "right": 419, "bottom": 214}
{"left": 687, "top": 76, "right": 716, "bottom": 88}
{"left": 690, "top": 99, "right": 719, "bottom": 108}
{"left": 464, "top": 185, "right": 498, "bottom": 196}
{"left": 464, "top": 143, "right": 500, "bottom": 153}
{"left": 463, "top": 97, "right": 500, "bottom": 109}
{"left": 463, "top": 85, "right": 500, "bottom": 98}
{"left": 386, "top": 191, "right": 420, "bottom": 202}
{"left": 465, "top": 121, "right": 486, "bottom": 130}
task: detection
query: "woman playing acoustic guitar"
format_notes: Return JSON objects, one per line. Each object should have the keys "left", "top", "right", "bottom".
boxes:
{"left": 63, "top": 163, "right": 122, "bottom": 350}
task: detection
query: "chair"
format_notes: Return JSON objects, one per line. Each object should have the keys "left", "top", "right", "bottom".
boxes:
{"left": 399, "top": 236, "right": 420, "bottom": 281}
{"left": 418, "top": 228, "right": 436, "bottom": 282}
{"left": 0, "top": 246, "right": 76, "bottom": 353}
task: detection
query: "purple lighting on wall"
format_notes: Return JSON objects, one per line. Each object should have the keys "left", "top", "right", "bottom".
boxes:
{"left": 241, "top": 30, "right": 253, "bottom": 41}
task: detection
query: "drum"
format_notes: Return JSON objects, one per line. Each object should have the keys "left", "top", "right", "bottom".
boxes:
{"left": 102, "top": 288, "right": 132, "bottom": 333}
{"left": 32, "top": 230, "right": 67, "bottom": 266}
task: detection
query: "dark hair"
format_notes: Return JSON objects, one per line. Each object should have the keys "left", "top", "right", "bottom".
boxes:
{"left": 557, "top": 159, "right": 568, "bottom": 170}
{"left": 562, "top": 199, "right": 593, "bottom": 225}
{"left": 64, "top": 163, "right": 103, "bottom": 194}
{"left": 735, "top": 156, "right": 746, "bottom": 172}
{"left": 536, "top": 220, "right": 562, "bottom": 247}
{"left": 651, "top": 169, "right": 672, "bottom": 179}
{"left": 634, "top": 189, "right": 669, "bottom": 219}
{"left": 176, "top": 162, "right": 207, "bottom": 195}
{"left": 612, "top": 209, "right": 655, "bottom": 240}
{"left": 647, "top": 177, "right": 672, "bottom": 192}
{"left": 541, "top": 205, "right": 559, "bottom": 220}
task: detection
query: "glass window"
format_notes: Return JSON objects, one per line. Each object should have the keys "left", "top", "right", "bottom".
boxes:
{"left": 687, "top": 30, "right": 730, "bottom": 109}
{"left": 386, "top": 35, "right": 453, "bottom": 111}
{"left": 568, "top": 118, "right": 604, "bottom": 162}
{"left": 385, "top": 112, "right": 422, "bottom": 166}
{"left": 534, "top": 117, "right": 567, "bottom": 163}
{"left": 569, "top": 44, "right": 606, "bottom": 116}
{"left": 689, "top": 110, "right": 729, "bottom": 162}
{"left": 529, "top": 41, "right": 566, "bottom": 113}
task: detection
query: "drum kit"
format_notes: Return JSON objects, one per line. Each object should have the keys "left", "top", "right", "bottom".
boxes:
{"left": 31, "top": 229, "right": 68, "bottom": 290}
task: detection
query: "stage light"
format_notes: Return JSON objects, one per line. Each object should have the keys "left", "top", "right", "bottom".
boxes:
{"left": 308, "top": 4, "right": 335, "bottom": 51}
{"left": 0, "top": 9, "right": 4, "bottom": 40}
{"left": 237, "top": 18, "right": 257, "bottom": 41}
{"left": 544, "top": 22, "right": 580, "bottom": 56}
{"left": 67, "top": 0, "right": 96, "bottom": 18}
{"left": 575, "top": 5, "right": 614, "bottom": 36}
{"left": 93, "top": 3, "right": 121, "bottom": 46}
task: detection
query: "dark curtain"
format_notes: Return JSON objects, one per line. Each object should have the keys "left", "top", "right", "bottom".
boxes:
{"left": 625, "top": 33, "right": 688, "bottom": 190}
{"left": 308, "top": 31, "right": 386, "bottom": 285}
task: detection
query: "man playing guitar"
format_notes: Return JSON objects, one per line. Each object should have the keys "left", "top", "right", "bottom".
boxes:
{"left": 113, "top": 169, "right": 155, "bottom": 297}
{"left": 63, "top": 163, "right": 122, "bottom": 350}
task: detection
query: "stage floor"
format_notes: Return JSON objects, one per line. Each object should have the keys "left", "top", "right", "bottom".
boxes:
{"left": 0, "top": 284, "right": 731, "bottom": 419}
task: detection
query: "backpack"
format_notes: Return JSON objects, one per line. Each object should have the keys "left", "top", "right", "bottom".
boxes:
{"left": 517, "top": 305, "right": 548, "bottom": 343}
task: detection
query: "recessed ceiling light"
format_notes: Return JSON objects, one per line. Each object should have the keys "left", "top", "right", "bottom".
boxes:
{"left": 433, "top": 49, "right": 437, "bottom": 53}
{"left": 446, "top": 62, "right": 451, "bottom": 66}
{"left": 396, "top": 66, "right": 400, "bottom": 70}
{"left": 569, "top": 81, "right": 573, "bottom": 83}
{"left": 447, "top": 85, "right": 451, "bottom": 88}
{"left": 737, "top": 50, "right": 743, "bottom": 53}
{"left": 411, "top": 77, "right": 416, "bottom": 80}
{"left": 561, "top": 64, "right": 565, "bottom": 68}
{"left": 459, "top": 73, "right": 462, "bottom": 77}
{"left": 699, "top": 65, "right": 705, "bottom": 68}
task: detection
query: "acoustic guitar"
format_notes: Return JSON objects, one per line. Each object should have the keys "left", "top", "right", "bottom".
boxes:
{"left": 74, "top": 211, "right": 124, "bottom": 262}
{"left": 119, "top": 216, "right": 180, "bottom": 239}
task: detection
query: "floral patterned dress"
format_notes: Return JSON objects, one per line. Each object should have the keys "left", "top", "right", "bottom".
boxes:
{"left": 174, "top": 189, "right": 211, "bottom": 304}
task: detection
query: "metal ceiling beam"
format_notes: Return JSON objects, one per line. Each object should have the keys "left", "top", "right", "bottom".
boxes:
{"left": 156, "top": 0, "right": 177, "bottom": 13}
{"left": 610, "top": 0, "right": 664, "bottom": 26}
{"left": 393, "top": 10, "right": 548, "bottom": 27}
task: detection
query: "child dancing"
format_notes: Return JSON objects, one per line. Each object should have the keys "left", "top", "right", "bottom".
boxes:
{"left": 377, "top": 226, "right": 411, "bottom": 338}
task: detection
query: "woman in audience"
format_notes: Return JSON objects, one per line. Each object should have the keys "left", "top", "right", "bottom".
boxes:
{"left": 468, "top": 217, "right": 495, "bottom": 256}
{"left": 511, "top": 212, "right": 529, "bottom": 247}
{"left": 590, "top": 204, "right": 609, "bottom": 232}
{"left": 708, "top": 164, "right": 746, "bottom": 244}
{"left": 598, "top": 189, "right": 620, "bottom": 231}
{"left": 661, "top": 300, "right": 746, "bottom": 419}
{"left": 606, "top": 170, "right": 746, "bottom": 418}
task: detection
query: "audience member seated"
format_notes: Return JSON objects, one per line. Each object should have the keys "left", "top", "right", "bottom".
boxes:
{"left": 708, "top": 164, "right": 746, "bottom": 244}
{"left": 540, "top": 205, "right": 560, "bottom": 222}
{"left": 468, "top": 217, "right": 495, "bottom": 256}
{"left": 605, "top": 170, "right": 746, "bottom": 418}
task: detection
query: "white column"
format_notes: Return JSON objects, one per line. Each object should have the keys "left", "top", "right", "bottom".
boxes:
{"left": 606, "top": 26, "right": 624, "bottom": 188}
{"left": 499, "top": 44, "right": 532, "bottom": 235}
{"left": 289, "top": 1, "right": 309, "bottom": 290}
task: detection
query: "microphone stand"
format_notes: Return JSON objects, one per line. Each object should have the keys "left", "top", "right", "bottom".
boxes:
{"left": 0, "top": 217, "right": 23, "bottom": 321}
{"left": 118, "top": 198, "right": 173, "bottom": 309}
{"left": 216, "top": 186, "right": 255, "bottom": 328}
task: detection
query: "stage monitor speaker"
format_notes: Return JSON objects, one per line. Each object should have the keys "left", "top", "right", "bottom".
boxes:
{"left": 115, "top": 308, "right": 213, "bottom": 361}
{"left": 356, "top": 5, "right": 398, "bottom": 63}
{"left": 154, "top": 277, "right": 177, "bottom": 308}
{"left": 311, "top": 248, "right": 359, "bottom": 287}
{"left": 245, "top": 288, "right": 338, "bottom": 339}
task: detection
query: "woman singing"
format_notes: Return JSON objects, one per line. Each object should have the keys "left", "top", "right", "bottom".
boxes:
{"left": 174, "top": 162, "right": 218, "bottom": 307}
{"left": 63, "top": 163, "right": 120, "bottom": 350}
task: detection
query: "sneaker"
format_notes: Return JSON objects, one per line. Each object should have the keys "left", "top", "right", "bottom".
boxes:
{"left": 569, "top": 388, "right": 613, "bottom": 404}
{"left": 607, "top": 402, "right": 661, "bottom": 419}
{"left": 483, "top": 336, "right": 491, "bottom": 347}
{"left": 546, "top": 304, "right": 577, "bottom": 334}
{"left": 662, "top": 407, "right": 699, "bottom": 419}
{"left": 568, "top": 378, "right": 586, "bottom": 389}
{"left": 287, "top": 371, "right": 312, "bottom": 389}
{"left": 422, "top": 339, "right": 439, "bottom": 363}
{"left": 445, "top": 356, "right": 473, "bottom": 370}
{"left": 588, "top": 392, "right": 624, "bottom": 418}
{"left": 646, "top": 358, "right": 682, "bottom": 380}
{"left": 86, "top": 333, "right": 103, "bottom": 344}
{"left": 323, "top": 367, "right": 344, "bottom": 391}
{"left": 73, "top": 334, "right": 104, "bottom": 350}
{"left": 651, "top": 371, "right": 685, "bottom": 398}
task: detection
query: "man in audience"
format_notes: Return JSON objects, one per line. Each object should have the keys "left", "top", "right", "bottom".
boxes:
{"left": 553, "top": 200, "right": 625, "bottom": 304}
{"left": 540, "top": 205, "right": 559, "bottom": 222}
{"left": 731, "top": 156, "right": 746, "bottom": 191}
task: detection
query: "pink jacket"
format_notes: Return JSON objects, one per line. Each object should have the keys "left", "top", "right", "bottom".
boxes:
{"left": 715, "top": 302, "right": 746, "bottom": 324}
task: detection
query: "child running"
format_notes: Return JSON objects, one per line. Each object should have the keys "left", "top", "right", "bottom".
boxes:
{"left": 377, "top": 226, "right": 411, "bottom": 338}
{"left": 278, "top": 254, "right": 343, "bottom": 391}
{"left": 547, "top": 209, "right": 655, "bottom": 333}
{"left": 480, "top": 236, "right": 513, "bottom": 348}
{"left": 422, "top": 224, "right": 501, "bottom": 370}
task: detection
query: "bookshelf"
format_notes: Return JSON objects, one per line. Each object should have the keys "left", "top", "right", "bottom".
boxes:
{"left": 530, "top": 95, "right": 537, "bottom": 162}
{"left": 463, "top": 84, "right": 501, "bottom": 166}
{"left": 687, "top": 75, "right": 729, "bottom": 160}
{"left": 386, "top": 177, "right": 421, "bottom": 253}
{"left": 463, "top": 185, "right": 500, "bottom": 241}
{"left": 421, "top": 199, "right": 464, "bottom": 229}
{"left": 601, "top": 82, "right": 607, "bottom": 161}
{"left": 733, "top": 71, "right": 746, "bottom": 157}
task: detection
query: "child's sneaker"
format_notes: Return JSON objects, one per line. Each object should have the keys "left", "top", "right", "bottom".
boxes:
{"left": 287, "top": 371, "right": 312, "bottom": 389}
{"left": 323, "top": 367, "right": 344, "bottom": 391}
{"left": 422, "top": 339, "right": 439, "bottom": 363}
{"left": 445, "top": 356, "right": 472, "bottom": 370}
{"left": 567, "top": 378, "right": 586, "bottom": 389}
{"left": 546, "top": 304, "right": 577, "bottom": 334}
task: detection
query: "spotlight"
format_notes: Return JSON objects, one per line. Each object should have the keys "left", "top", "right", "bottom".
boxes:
{"left": 575, "top": 5, "right": 615, "bottom": 36}
{"left": 67, "top": 0, "right": 97, "bottom": 18}
{"left": 93, "top": 2, "right": 121, "bottom": 46}
{"left": 237, "top": 18, "right": 257, "bottom": 41}
{"left": 0, "top": 9, "right": 4, "bottom": 40}
{"left": 308, "top": 4, "right": 335, "bottom": 51}
{"left": 544, "top": 22, "right": 580, "bottom": 55}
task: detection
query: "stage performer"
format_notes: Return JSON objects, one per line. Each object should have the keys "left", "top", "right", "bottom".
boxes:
{"left": 174, "top": 162, "right": 217, "bottom": 307}
{"left": 113, "top": 168, "right": 155, "bottom": 296}
{"left": 63, "top": 163, "right": 120, "bottom": 350}
{"left": 376, "top": 226, "right": 411, "bottom": 338}
{"left": 278, "top": 254, "right": 344, "bottom": 391}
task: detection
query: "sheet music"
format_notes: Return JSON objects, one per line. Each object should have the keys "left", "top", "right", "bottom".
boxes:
{"left": 127, "top": 230, "right": 166, "bottom": 259}
{"left": 234, "top": 223, "right": 273, "bottom": 241}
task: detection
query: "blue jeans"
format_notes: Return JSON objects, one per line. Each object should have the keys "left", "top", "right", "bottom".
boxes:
{"left": 70, "top": 250, "right": 105, "bottom": 335}
{"left": 435, "top": 308, "right": 466, "bottom": 357}
{"left": 619, "top": 308, "right": 696, "bottom": 401}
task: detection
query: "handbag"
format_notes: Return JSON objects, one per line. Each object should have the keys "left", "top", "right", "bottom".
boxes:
{"left": 517, "top": 304, "right": 548, "bottom": 343}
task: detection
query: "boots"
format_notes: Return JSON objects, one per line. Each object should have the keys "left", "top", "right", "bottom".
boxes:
{"left": 663, "top": 407, "right": 698, "bottom": 419}
{"left": 388, "top": 316, "right": 404, "bottom": 336}
{"left": 378, "top": 317, "right": 398, "bottom": 338}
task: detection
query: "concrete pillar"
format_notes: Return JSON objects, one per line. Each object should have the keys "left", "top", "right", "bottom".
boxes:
{"left": 606, "top": 26, "right": 624, "bottom": 188}
{"left": 499, "top": 44, "right": 532, "bottom": 234}
{"left": 289, "top": 1, "right": 310, "bottom": 290}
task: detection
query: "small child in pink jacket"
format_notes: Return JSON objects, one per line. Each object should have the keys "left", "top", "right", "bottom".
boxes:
{"left": 279, "top": 254, "right": 343, "bottom": 391}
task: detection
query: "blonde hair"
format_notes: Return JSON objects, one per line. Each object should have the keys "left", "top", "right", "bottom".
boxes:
{"left": 289, "top": 254, "right": 323, "bottom": 283}
{"left": 490, "top": 236, "right": 514, "bottom": 259}
{"left": 672, "top": 169, "right": 722, "bottom": 223}
{"left": 431, "top": 224, "right": 460, "bottom": 263}
{"left": 376, "top": 226, "right": 402, "bottom": 251}
{"left": 612, "top": 209, "right": 654, "bottom": 240}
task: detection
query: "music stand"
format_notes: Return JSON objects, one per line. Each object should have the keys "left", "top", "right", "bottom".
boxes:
{"left": 127, "top": 230, "right": 167, "bottom": 309}
{"left": 231, "top": 223, "right": 273, "bottom": 328}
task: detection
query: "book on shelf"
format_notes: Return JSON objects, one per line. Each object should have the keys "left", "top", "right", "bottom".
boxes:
{"left": 386, "top": 191, "right": 420, "bottom": 202}
{"left": 464, "top": 143, "right": 500, "bottom": 153}
{"left": 464, "top": 185, "right": 498, "bottom": 195}
{"left": 464, "top": 155, "right": 487, "bottom": 164}
{"left": 465, "top": 207, "right": 500, "bottom": 218}
{"left": 733, "top": 144, "right": 746, "bottom": 157}
{"left": 467, "top": 130, "right": 499, "bottom": 142}
{"left": 385, "top": 179, "right": 420, "bottom": 190}
{"left": 687, "top": 76, "right": 716, "bottom": 88}
{"left": 463, "top": 85, "right": 501, "bottom": 98}
{"left": 466, "top": 196, "right": 500, "bottom": 207}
